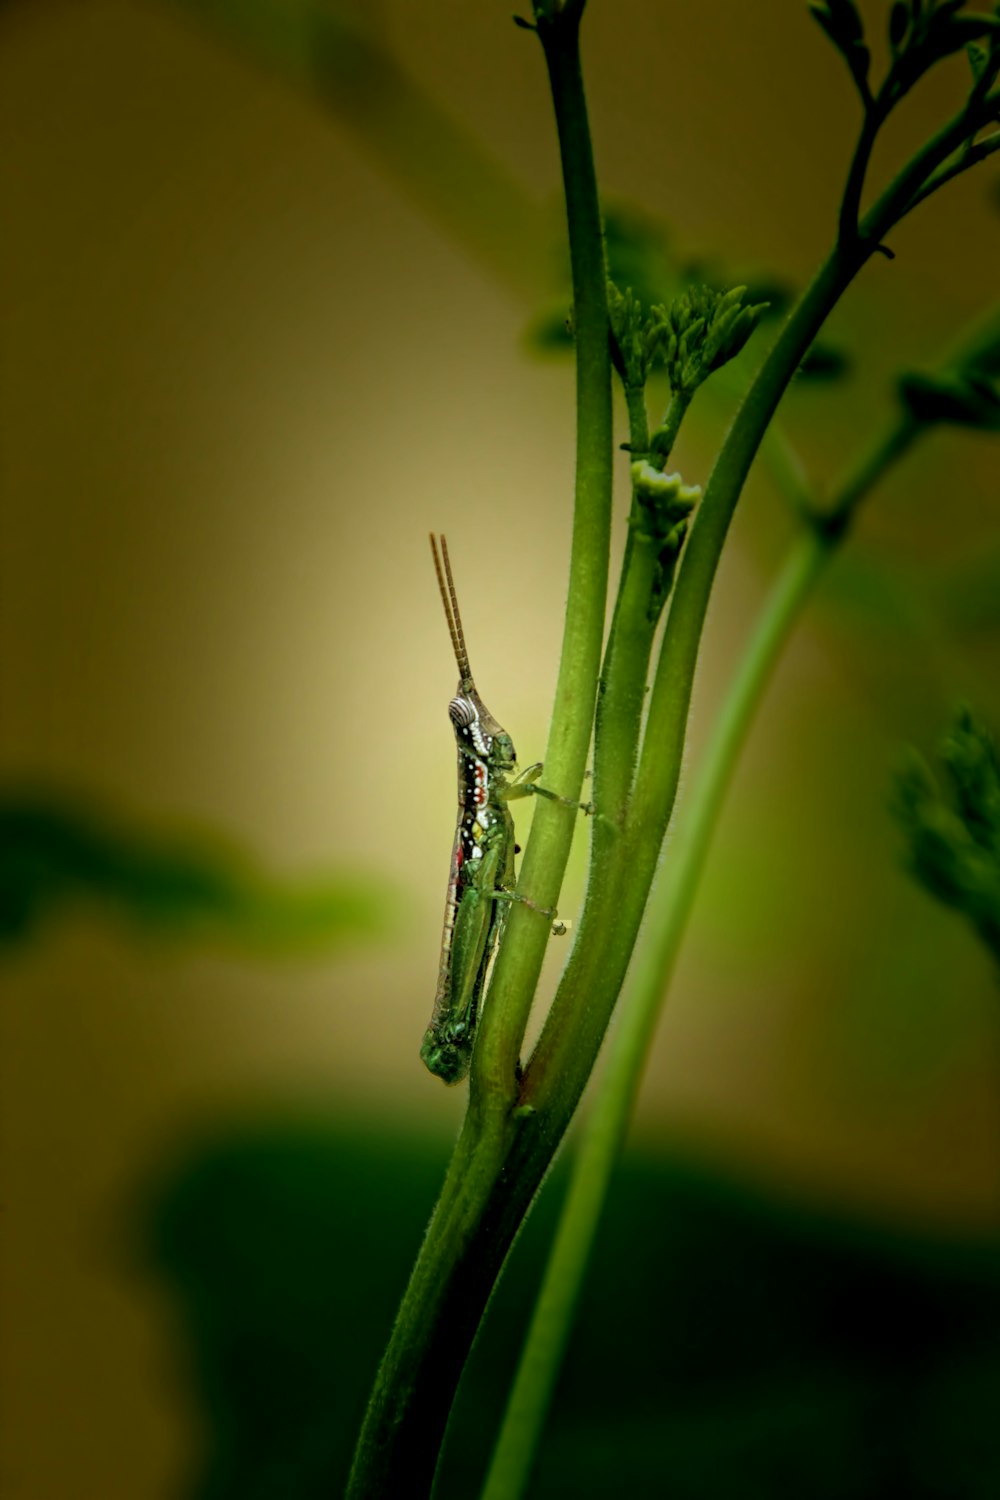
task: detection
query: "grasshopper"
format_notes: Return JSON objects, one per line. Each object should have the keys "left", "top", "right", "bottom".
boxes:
{"left": 421, "top": 535, "right": 582, "bottom": 1085}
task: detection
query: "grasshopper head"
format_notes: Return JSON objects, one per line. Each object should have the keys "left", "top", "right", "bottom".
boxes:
{"left": 448, "top": 690, "right": 516, "bottom": 771}
{"left": 420, "top": 1029, "right": 471, "bottom": 1086}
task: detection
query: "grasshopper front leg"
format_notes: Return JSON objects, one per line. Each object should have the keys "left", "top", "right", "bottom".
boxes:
{"left": 505, "top": 762, "right": 595, "bottom": 816}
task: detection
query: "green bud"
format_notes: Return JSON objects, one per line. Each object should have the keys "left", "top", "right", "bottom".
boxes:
{"left": 630, "top": 460, "right": 701, "bottom": 513}
{"left": 608, "top": 281, "right": 673, "bottom": 391}
{"left": 649, "top": 284, "right": 767, "bottom": 398}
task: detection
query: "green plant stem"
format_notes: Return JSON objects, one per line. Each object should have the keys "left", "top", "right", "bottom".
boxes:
{"left": 625, "top": 76, "right": 999, "bottom": 849}
{"left": 838, "top": 103, "right": 884, "bottom": 245}
{"left": 522, "top": 244, "right": 853, "bottom": 1124}
{"left": 344, "top": 8, "right": 611, "bottom": 1495}
{"left": 346, "top": 39, "right": 997, "bottom": 1500}
{"left": 481, "top": 409, "right": 921, "bottom": 1500}
{"left": 475, "top": 0, "right": 612, "bottom": 1100}
{"left": 630, "top": 248, "right": 849, "bottom": 839}
{"left": 508, "top": 52, "right": 987, "bottom": 1239}
{"left": 903, "top": 129, "right": 1000, "bottom": 217}
{"left": 589, "top": 382, "right": 652, "bottom": 826}
{"left": 477, "top": 82, "right": 997, "bottom": 1500}
{"left": 858, "top": 85, "right": 1000, "bottom": 240}
{"left": 624, "top": 383, "right": 650, "bottom": 456}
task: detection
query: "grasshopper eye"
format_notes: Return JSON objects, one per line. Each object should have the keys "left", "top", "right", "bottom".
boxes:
{"left": 449, "top": 696, "right": 476, "bottom": 728}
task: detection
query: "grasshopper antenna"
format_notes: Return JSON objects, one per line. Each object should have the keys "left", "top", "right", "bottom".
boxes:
{"left": 430, "top": 533, "right": 474, "bottom": 692}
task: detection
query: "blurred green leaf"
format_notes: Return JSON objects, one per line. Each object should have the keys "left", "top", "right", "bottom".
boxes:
{"left": 145, "top": 1121, "right": 1000, "bottom": 1499}
{"left": 898, "top": 369, "right": 1000, "bottom": 429}
{"left": 168, "top": 0, "right": 550, "bottom": 303}
{"left": 0, "top": 790, "right": 392, "bottom": 955}
{"left": 892, "top": 708, "right": 1000, "bottom": 965}
{"left": 809, "top": 0, "right": 872, "bottom": 104}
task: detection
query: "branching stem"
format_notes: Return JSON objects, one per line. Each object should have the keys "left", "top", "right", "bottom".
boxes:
{"left": 482, "top": 408, "right": 921, "bottom": 1500}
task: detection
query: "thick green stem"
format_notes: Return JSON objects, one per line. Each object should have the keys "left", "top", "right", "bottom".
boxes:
{"left": 344, "top": 8, "right": 611, "bottom": 1494}
{"left": 482, "top": 411, "right": 922, "bottom": 1500}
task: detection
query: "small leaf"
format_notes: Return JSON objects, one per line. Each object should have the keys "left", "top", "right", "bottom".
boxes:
{"left": 826, "top": 0, "right": 866, "bottom": 44}
{"left": 967, "top": 39, "right": 990, "bottom": 78}
{"left": 846, "top": 39, "right": 871, "bottom": 87}
{"left": 927, "top": 11, "right": 1000, "bottom": 63}
{"left": 809, "top": 3, "right": 872, "bottom": 100}
{"left": 810, "top": 6, "right": 844, "bottom": 50}
{"left": 943, "top": 706, "right": 1000, "bottom": 851}
{"left": 892, "top": 710, "right": 1000, "bottom": 964}
{"left": 889, "top": 0, "right": 910, "bottom": 50}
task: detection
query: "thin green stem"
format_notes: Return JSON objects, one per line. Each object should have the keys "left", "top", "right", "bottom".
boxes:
{"left": 902, "top": 128, "right": 1000, "bottom": 218}
{"left": 625, "top": 74, "right": 999, "bottom": 845}
{"left": 481, "top": 411, "right": 921, "bottom": 1500}
{"left": 631, "top": 249, "right": 847, "bottom": 834}
{"left": 856, "top": 85, "right": 1000, "bottom": 245}
{"left": 839, "top": 103, "right": 884, "bottom": 246}
{"left": 474, "top": 0, "right": 612, "bottom": 1099}
{"left": 590, "top": 389, "right": 693, "bottom": 868}
{"left": 650, "top": 389, "right": 690, "bottom": 463}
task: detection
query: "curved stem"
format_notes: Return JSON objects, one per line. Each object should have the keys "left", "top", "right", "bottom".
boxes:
{"left": 856, "top": 86, "right": 1000, "bottom": 244}
{"left": 839, "top": 104, "right": 883, "bottom": 246}
{"left": 902, "top": 128, "right": 1000, "bottom": 219}
{"left": 482, "top": 412, "right": 921, "bottom": 1500}
{"left": 479, "top": 76, "right": 1000, "bottom": 1500}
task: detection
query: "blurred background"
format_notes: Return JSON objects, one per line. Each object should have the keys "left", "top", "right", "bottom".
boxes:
{"left": 2, "top": 1, "right": 999, "bottom": 1495}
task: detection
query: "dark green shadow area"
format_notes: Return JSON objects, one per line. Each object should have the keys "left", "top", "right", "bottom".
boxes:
{"left": 0, "top": 789, "right": 390, "bottom": 955}
{"left": 140, "top": 1116, "right": 1000, "bottom": 1499}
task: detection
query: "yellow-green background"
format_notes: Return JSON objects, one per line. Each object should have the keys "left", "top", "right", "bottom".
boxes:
{"left": 2, "top": 2, "right": 999, "bottom": 1495}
